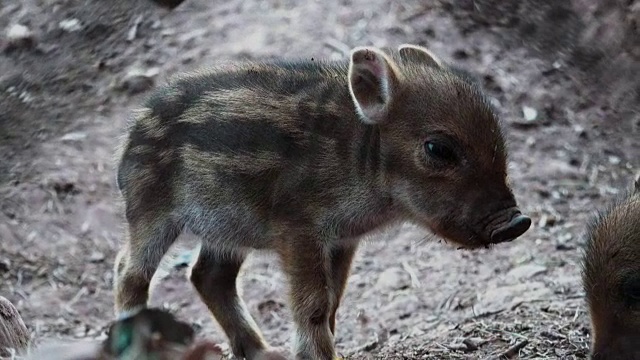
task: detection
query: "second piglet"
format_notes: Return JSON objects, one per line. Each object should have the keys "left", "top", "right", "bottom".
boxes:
{"left": 583, "top": 176, "right": 640, "bottom": 360}
{"left": 114, "top": 44, "right": 532, "bottom": 360}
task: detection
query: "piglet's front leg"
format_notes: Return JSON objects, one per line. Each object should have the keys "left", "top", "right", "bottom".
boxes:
{"left": 328, "top": 245, "right": 358, "bottom": 336}
{"left": 277, "top": 235, "right": 337, "bottom": 360}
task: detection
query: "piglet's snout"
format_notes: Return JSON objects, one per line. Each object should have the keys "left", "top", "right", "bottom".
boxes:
{"left": 488, "top": 209, "right": 531, "bottom": 244}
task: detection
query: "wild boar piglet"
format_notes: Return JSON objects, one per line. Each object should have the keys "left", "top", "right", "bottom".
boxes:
{"left": 113, "top": 44, "right": 531, "bottom": 360}
{"left": 583, "top": 176, "right": 640, "bottom": 360}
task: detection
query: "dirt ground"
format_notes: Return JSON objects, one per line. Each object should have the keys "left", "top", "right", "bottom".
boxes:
{"left": 0, "top": 0, "right": 638, "bottom": 359}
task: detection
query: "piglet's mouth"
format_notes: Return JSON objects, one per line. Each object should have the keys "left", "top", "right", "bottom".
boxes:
{"left": 425, "top": 208, "right": 531, "bottom": 249}
{"left": 488, "top": 211, "right": 531, "bottom": 244}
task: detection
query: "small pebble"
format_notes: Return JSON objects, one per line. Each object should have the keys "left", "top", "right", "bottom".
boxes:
{"left": 608, "top": 156, "right": 621, "bottom": 165}
{"left": 6, "top": 24, "right": 34, "bottom": 48}
{"left": 59, "top": 18, "right": 83, "bottom": 32}
{"left": 89, "top": 251, "right": 105, "bottom": 263}
{"left": 522, "top": 106, "right": 538, "bottom": 122}
{"left": 60, "top": 132, "right": 88, "bottom": 142}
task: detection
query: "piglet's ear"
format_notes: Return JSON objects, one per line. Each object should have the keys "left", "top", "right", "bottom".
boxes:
{"left": 398, "top": 44, "right": 443, "bottom": 68}
{"left": 634, "top": 173, "right": 640, "bottom": 194}
{"left": 348, "top": 46, "right": 400, "bottom": 125}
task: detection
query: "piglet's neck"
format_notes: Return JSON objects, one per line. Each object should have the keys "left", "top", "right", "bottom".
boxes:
{"left": 329, "top": 122, "right": 402, "bottom": 238}
{"left": 355, "top": 122, "right": 382, "bottom": 168}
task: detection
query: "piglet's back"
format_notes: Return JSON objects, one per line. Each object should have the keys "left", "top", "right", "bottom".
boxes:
{"left": 116, "top": 61, "right": 361, "bottom": 193}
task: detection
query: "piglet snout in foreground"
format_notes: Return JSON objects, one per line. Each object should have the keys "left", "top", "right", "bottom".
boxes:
{"left": 489, "top": 210, "right": 532, "bottom": 244}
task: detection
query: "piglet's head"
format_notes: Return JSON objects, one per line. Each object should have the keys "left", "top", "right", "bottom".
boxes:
{"left": 347, "top": 44, "right": 531, "bottom": 248}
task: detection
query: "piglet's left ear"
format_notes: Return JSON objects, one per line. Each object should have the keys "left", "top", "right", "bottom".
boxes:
{"left": 348, "top": 46, "right": 401, "bottom": 125}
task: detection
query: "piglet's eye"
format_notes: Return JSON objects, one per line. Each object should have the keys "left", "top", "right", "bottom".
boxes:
{"left": 425, "top": 141, "right": 456, "bottom": 162}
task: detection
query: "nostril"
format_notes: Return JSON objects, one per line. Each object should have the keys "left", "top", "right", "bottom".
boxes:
{"left": 490, "top": 213, "right": 532, "bottom": 243}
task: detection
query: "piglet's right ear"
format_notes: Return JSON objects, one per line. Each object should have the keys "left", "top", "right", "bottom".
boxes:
{"left": 398, "top": 44, "right": 443, "bottom": 68}
{"left": 348, "top": 47, "right": 400, "bottom": 125}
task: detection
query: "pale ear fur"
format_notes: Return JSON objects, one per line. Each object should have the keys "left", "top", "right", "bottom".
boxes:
{"left": 397, "top": 44, "right": 443, "bottom": 68}
{"left": 347, "top": 46, "right": 401, "bottom": 124}
{"left": 634, "top": 173, "right": 640, "bottom": 194}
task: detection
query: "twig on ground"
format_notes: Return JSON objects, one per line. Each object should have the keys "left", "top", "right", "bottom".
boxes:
{"left": 496, "top": 339, "right": 530, "bottom": 359}
{"left": 401, "top": 261, "right": 421, "bottom": 288}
